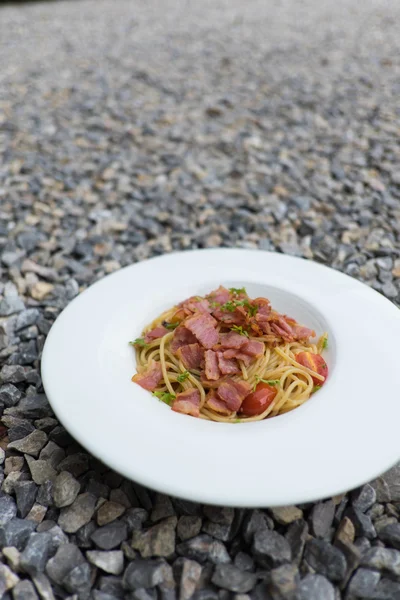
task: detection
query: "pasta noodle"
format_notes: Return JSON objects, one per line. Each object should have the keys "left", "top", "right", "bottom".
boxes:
{"left": 131, "top": 286, "right": 328, "bottom": 423}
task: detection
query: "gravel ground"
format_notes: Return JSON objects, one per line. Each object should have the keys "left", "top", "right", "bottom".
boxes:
{"left": 0, "top": 0, "right": 400, "bottom": 598}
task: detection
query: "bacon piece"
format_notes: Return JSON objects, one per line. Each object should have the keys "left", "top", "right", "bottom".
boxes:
{"left": 177, "top": 343, "right": 204, "bottom": 370}
{"left": 206, "top": 391, "right": 232, "bottom": 416}
{"left": 270, "top": 323, "right": 293, "bottom": 341}
{"left": 207, "top": 285, "right": 231, "bottom": 305}
{"left": 170, "top": 326, "right": 197, "bottom": 353}
{"left": 218, "top": 332, "right": 248, "bottom": 349}
{"left": 292, "top": 325, "right": 315, "bottom": 340}
{"left": 144, "top": 326, "right": 168, "bottom": 343}
{"left": 180, "top": 296, "right": 212, "bottom": 314}
{"left": 254, "top": 297, "right": 271, "bottom": 320}
{"left": 217, "top": 379, "right": 251, "bottom": 411}
{"left": 172, "top": 388, "right": 200, "bottom": 418}
{"left": 204, "top": 350, "right": 221, "bottom": 380}
{"left": 217, "top": 352, "right": 240, "bottom": 375}
{"left": 200, "top": 371, "right": 226, "bottom": 389}
{"left": 241, "top": 340, "right": 264, "bottom": 357}
{"left": 212, "top": 306, "right": 246, "bottom": 326}
{"left": 185, "top": 312, "right": 219, "bottom": 349}
{"left": 223, "top": 349, "right": 252, "bottom": 366}
{"left": 132, "top": 360, "right": 163, "bottom": 391}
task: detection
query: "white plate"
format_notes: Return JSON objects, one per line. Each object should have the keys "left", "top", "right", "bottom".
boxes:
{"left": 41, "top": 249, "right": 400, "bottom": 507}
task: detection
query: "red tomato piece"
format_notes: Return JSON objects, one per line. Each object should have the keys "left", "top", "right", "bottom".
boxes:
{"left": 295, "top": 351, "right": 328, "bottom": 385}
{"left": 239, "top": 382, "right": 277, "bottom": 417}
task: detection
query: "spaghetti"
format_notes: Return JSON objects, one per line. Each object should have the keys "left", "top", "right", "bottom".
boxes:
{"left": 131, "top": 286, "right": 328, "bottom": 423}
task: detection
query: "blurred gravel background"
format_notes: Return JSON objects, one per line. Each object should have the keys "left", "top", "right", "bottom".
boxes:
{"left": 0, "top": 0, "right": 400, "bottom": 598}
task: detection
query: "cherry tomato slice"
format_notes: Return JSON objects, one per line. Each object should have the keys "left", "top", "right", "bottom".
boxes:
{"left": 295, "top": 351, "right": 328, "bottom": 385}
{"left": 239, "top": 382, "right": 277, "bottom": 417}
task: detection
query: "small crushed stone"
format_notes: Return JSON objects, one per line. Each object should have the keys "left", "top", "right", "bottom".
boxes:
{"left": 0, "top": 0, "right": 399, "bottom": 597}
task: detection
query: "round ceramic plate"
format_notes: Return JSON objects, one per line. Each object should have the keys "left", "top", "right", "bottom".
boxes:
{"left": 41, "top": 249, "right": 400, "bottom": 507}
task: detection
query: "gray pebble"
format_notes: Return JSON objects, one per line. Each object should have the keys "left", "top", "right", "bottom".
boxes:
{"left": 177, "top": 516, "right": 202, "bottom": 542}
{"left": 177, "top": 535, "right": 230, "bottom": 565}
{"left": 11, "top": 579, "right": 39, "bottom": 600}
{"left": 86, "top": 550, "right": 124, "bottom": 575}
{"left": 20, "top": 532, "right": 54, "bottom": 575}
{"left": 0, "top": 296, "right": 25, "bottom": 317}
{"left": 212, "top": 564, "right": 257, "bottom": 593}
{"left": 361, "top": 546, "right": 400, "bottom": 577}
{"left": 347, "top": 567, "right": 380, "bottom": 597}
{"left": 56, "top": 453, "right": 90, "bottom": 478}
{"left": 297, "top": 574, "right": 335, "bottom": 600}
{"left": 46, "top": 543, "right": 85, "bottom": 585}
{"left": 123, "top": 508, "right": 148, "bottom": 533}
{"left": 378, "top": 522, "right": 400, "bottom": 549}
{"left": 285, "top": 520, "right": 308, "bottom": 565}
{"left": 58, "top": 493, "right": 96, "bottom": 534}
{"left": 0, "top": 494, "right": 18, "bottom": 526}
{"left": 347, "top": 507, "right": 376, "bottom": 540}
{"left": 0, "top": 385, "right": 21, "bottom": 408}
{"left": 91, "top": 521, "right": 128, "bottom": 550}
{"left": 252, "top": 529, "right": 291, "bottom": 568}
{"left": 267, "top": 564, "right": 299, "bottom": 600}
{"left": 123, "top": 559, "right": 167, "bottom": 590}
{"left": 0, "top": 517, "right": 37, "bottom": 551}
{"left": 131, "top": 517, "right": 177, "bottom": 558}
{"left": 14, "top": 309, "right": 41, "bottom": 332}
{"left": 8, "top": 429, "right": 48, "bottom": 457}
{"left": 14, "top": 480, "right": 38, "bottom": 518}
{"left": 53, "top": 472, "right": 80, "bottom": 508}
{"left": 309, "top": 500, "right": 335, "bottom": 538}
{"left": 62, "top": 561, "right": 92, "bottom": 597}
{"left": 304, "top": 539, "right": 346, "bottom": 582}
{"left": 26, "top": 457, "right": 57, "bottom": 486}
{"left": 351, "top": 484, "right": 377, "bottom": 513}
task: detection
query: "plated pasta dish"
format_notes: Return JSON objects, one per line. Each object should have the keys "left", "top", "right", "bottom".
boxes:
{"left": 131, "top": 286, "right": 328, "bottom": 422}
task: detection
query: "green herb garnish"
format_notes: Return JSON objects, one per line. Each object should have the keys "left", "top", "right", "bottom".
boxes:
{"left": 221, "top": 301, "right": 237, "bottom": 312}
{"left": 210, "top": 301, "right": 220, "bottom": 308}
{"left": 322, "top": 337, "right": 328, "bottom": 350}
{"left": 248, "top": 304, "right": 258, "bottom": 317}
{"left": 229, "top": 287, "right": 247, "bottom": 295}
{"left": 130, "top": 338, "right": 149, "bottom": 347}
{"left": 234, "top": 419, "right": 242, "bottom": 423}
{"left": 177, "top": 371, "right": 190, "bottom": 383}
{"left": 312, "top": 385, "right": 322, "bottom": 393}
{"left": 152, "top": 391, "right": 176, "bottom": 405}
{"left": 231, "top": 325, "right": 249, "bottom": 337}
{"left": 195, "top": 296, "right": 204, "bottom": 301}
{"left": 164, "top": 322, "right": 179, "bottom": 330}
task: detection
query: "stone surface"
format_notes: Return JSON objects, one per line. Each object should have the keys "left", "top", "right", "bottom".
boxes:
{"left": 87, "top": 550, "right": 124, "bottom": 575}
{"left": 97, "top": 501, "right": 126, "bottom": 526}
{"left": 361, "top": 547, "right": 400, "bottom": 577}
{"left": 58, "top": 493, "right": 96, "bottom": 534}
{"left": 211, "top": 564, "right": 257, "bottom": 593}
{"left": 297, "top": 574, "right": 335, "bottom": 600}
{"left": 304, "top": 539, "right": 347, "bottom": 583}
{"left": 253, "top": 529, "right": 291, "bottom": 568}
{"left": 0, "top": 518, "right": 37, "bottom": 551}
{"left": 0, "top": 0, "right": 400, "bottom": 598}
{"left": 20, "top": 532, "right": 54, "bottom": 575}
{"left": 91, "top": 521, "right": 128, "bottom": 550}
{"left": 131, "top": 517, "right": 177, "bottom": 558}
{"left": 46, "top": 544, "right": 85, "bottom": 585}
{"left": 309, "top": 500, "right": 335, "bottom": 538}
{"left": 123, "top": 559, "right": 168, "bottom": 590}
{"left": 52, "top": 472, "right": 80, "bottom": 509}
{"left": 269, "top": 506, "right": 303, "bottom": 526}
{"left": 177, "top": 535, "right": 231, "bottom": 565}
{"left": 11, "top": 579, "right": 39, "bottom": 600}
{"left": 178, "top": 558, "right": 202, "bottom": 600}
